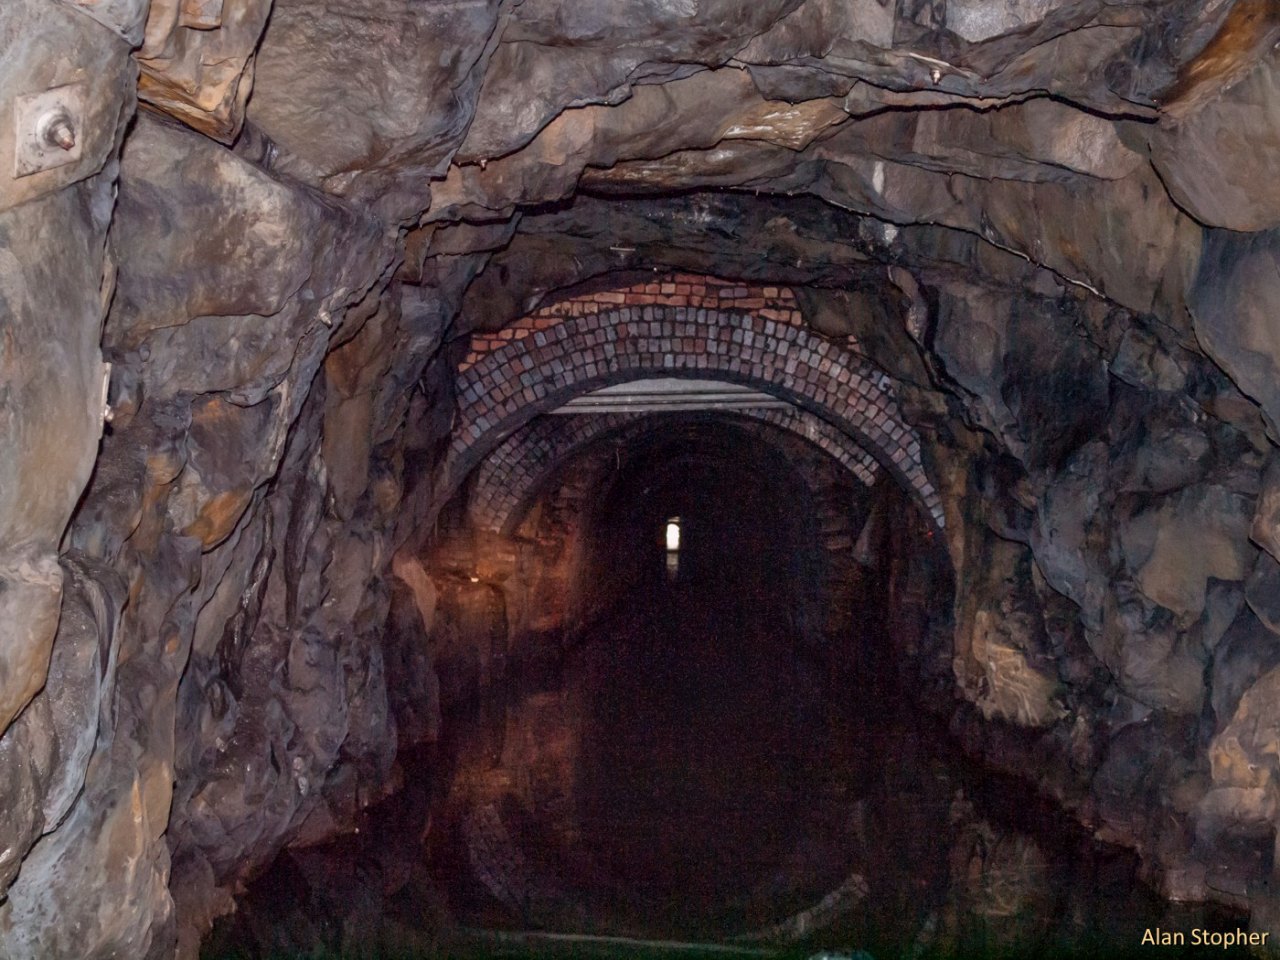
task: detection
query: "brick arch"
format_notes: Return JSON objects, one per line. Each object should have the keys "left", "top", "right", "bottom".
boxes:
{"left": 472, "top": 407, "right": 882, "bottom": 536}
{"left": 443, "top": 305, "right": 944, "bottom": 529}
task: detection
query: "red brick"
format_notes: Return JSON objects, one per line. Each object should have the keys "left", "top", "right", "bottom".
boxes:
{"left": 449, "top": 282, "right": 938, "bottom": 529}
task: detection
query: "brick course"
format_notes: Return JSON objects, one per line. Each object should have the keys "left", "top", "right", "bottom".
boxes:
{"left": 446, "top": 298, "right": 943, "bottom": 530}
{"left": 460, "top": 273, "right": 809, "bottom": 372}
{"left": 471, "top": 408, "right": 882, "bottom": 535}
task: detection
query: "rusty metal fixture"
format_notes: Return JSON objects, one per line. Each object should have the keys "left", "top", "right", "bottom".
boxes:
{"left": 12, "top": 85, "right": 85, "bottom": 179}
{"left": 39, "top": 111, "right": 76, "bottom": 152}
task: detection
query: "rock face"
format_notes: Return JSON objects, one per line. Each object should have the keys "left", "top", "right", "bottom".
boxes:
{"left": 0, "top": 3, "right": 135, "bottom": 943}
{"left": 135, "top": 0, "right": 273, "bottom": 142}
{"left": 4, "top": 0, "right": 1280, "bottom": 955}
{"left": 1149, "top": 1, "right": 1280, "bottom": 232}
{"left": 0, "top": 0, "right": 131, "bottom": 736}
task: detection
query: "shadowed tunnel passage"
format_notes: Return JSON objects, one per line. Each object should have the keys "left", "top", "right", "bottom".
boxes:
{"left": 567, "top": 428, "right": 840, "bottom": 931}
{"left": 573, "top": 424, "right": 823, "bottom": 630}
{"left": 207, "top": 410, "right": 1248, "bottom": 959}
{"left": 417, "top": 415, "right": 908, "bottom": 941}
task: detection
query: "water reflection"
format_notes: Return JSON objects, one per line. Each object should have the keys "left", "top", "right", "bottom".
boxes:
{"left": 206, "top": 585, "right": 1245, "bottom": 959}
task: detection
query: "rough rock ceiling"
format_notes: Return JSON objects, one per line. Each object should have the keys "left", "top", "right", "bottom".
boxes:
{"left": 137, "top": 0, "right": 1280, "bottom": 231}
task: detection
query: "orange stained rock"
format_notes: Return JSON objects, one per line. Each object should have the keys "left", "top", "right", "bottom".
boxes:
{"left": 136, "top": 0, "right": 273, "bottom": 142}
{"left": 182, "top": 487, "right": 253, "bottom": 548}
{"left": 1160, "top": 0, "right": 1280, "bottom": 120}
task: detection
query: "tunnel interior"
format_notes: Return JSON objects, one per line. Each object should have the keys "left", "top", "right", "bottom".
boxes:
{"left": 215, "top": 407, "right": 965, "bottom": 952}
{"left": 574, "top": 421, "right": 822, "bottom": 624}
{"left": 518, "top": 421, "right": 846, "bottom": 932}
{"left": 8, "top": 3, "right": 1280, "bottom": 959}
{"left": 207, "top": 398, "right": 1243, "bottom": 959}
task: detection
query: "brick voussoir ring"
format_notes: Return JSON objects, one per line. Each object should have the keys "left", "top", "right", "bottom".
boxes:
{"left": 472, "top": 408, "right": 883, "bottom": 536}
{"left": 444, "top": 306, "right": 944, "bottom": 530}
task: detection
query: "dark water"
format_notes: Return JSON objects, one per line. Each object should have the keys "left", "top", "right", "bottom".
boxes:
{"left": 206, "top": 583, "right": 1249, "bottom": 960}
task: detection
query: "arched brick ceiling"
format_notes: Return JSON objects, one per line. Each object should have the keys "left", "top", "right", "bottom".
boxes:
{"left": 441, "top": 302, "right": 944, "bottom": 529}
{"left": 471, "top": 406, "right": 882, "bottom": 536}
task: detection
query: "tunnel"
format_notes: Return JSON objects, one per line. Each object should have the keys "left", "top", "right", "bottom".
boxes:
{"left": 7, "top": 2, "right": 1280, "bottom": 959}
{"left": 450, "top": 418, "right": 879, "bottom": 936}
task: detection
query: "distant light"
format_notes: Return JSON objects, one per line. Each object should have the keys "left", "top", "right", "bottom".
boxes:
{"left": 468, "top": 575, "right": 480, "bottom": 583}
{"left": 665, "top": 517, "right": 681, "bottom": 581}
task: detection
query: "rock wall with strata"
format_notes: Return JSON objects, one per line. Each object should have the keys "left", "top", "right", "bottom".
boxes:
{"left": 4, "top": 0, "right": 1280, "bottom": 955}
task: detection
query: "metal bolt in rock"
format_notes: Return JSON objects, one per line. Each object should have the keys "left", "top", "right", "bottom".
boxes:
{"left": 39, "top": 111, "right": 76, "bottom": 152}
